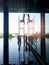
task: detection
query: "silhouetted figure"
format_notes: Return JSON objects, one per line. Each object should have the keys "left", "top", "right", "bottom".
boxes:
{"left": 31, "top": 36, "right": 33, "bottom": 45}
{"left": 23, "top": 37, "right": 25, "bottom": 65}
{"left": 26, "top": 43, "right": 27, "bottom": 53}
{"left": 25, "top": 36, "right": 28, "bottom": 53}
{"left": 25, "top": 36, "right": 27, "bottom": 43}
{"left": 23, "top": 36, "right": 25, "bottom": 46}
{"left": 18, "top": 36, "right": 21, "bottom": 46}
{"left": 18, "top": 40, "right": 21, "bottom": 65}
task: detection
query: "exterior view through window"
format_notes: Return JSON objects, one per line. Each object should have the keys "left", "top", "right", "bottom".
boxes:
{"left": 45, "top": 13, "right": 49, "bottom": 64}
{"left": 0, "top": 12, "right": 3, "bottom": 64}
{"left": 0, "top": 12, "right": 49, "bottom": 65}
{"left": 9, "top": 13, "right": 41, "bottom": 65}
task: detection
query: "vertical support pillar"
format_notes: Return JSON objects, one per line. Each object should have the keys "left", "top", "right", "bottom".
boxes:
{"left": 4, "top": 1, "right": 9, "bottom": 65}
{"left": 41, "top": 12, "right": 46, "bottom": 59}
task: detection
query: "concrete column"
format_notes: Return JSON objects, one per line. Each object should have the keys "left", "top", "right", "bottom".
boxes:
{"left": 4, "top": 1, "right": 9, "bottom": 65}
{"left": 41, "top": 12, "right": 46, "bottom": 59}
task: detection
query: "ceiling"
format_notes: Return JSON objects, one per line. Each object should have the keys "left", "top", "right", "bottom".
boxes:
{"left": 0, "top": 0, "right": 49, "bottom": 12}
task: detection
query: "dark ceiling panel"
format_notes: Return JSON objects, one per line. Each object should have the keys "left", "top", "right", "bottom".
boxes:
{"left": 0, "top": 0, "right": 49, "bottom": 12}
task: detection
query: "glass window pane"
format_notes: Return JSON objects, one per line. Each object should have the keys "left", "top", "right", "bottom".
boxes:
{"left": 45, "top": 13, "right": 49, "bottom": 65}
{"left": 9, "top": 13, "right": 41, "bottom": 65}
{"left": 0, "top": 12, "right": 3, "bottom": 64}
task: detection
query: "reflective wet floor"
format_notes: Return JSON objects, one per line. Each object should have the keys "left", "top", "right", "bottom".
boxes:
{"left": 9, "top": 37, "right": 40, "bottom": 65}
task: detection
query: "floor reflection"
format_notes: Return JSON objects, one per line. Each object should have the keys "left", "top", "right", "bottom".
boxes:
{"left": 9, "top": 37, "right": 40, "bottom": 65}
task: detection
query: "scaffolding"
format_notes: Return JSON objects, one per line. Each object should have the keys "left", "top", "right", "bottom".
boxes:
{"left": 19, "top": 14, "right": 25, "bottom": 37}
{"left": 18, "top": 14, "right": 35, "bottom": 37}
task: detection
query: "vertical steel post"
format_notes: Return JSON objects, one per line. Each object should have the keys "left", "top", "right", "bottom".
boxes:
{"left": 41, "top": 12, "right": 46, "bottom": 59}
{"left": 4, "top": 1, "right": 9, "bottom": 65}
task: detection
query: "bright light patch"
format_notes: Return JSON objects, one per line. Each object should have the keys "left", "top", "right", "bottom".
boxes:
{"left": 9, "top": 13, "right": 40, "bottom": 35}
{"left": 19, "top": 29, "right": 24, "bottom": 35}
{"left": 28, "top": 29, "right": 33, "bottom": 35}
{"left": 28, "top": 22, "right": 33, "bottom": 28}
{"left": 19, "top": 22, "right": 24, "bottom": 28}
